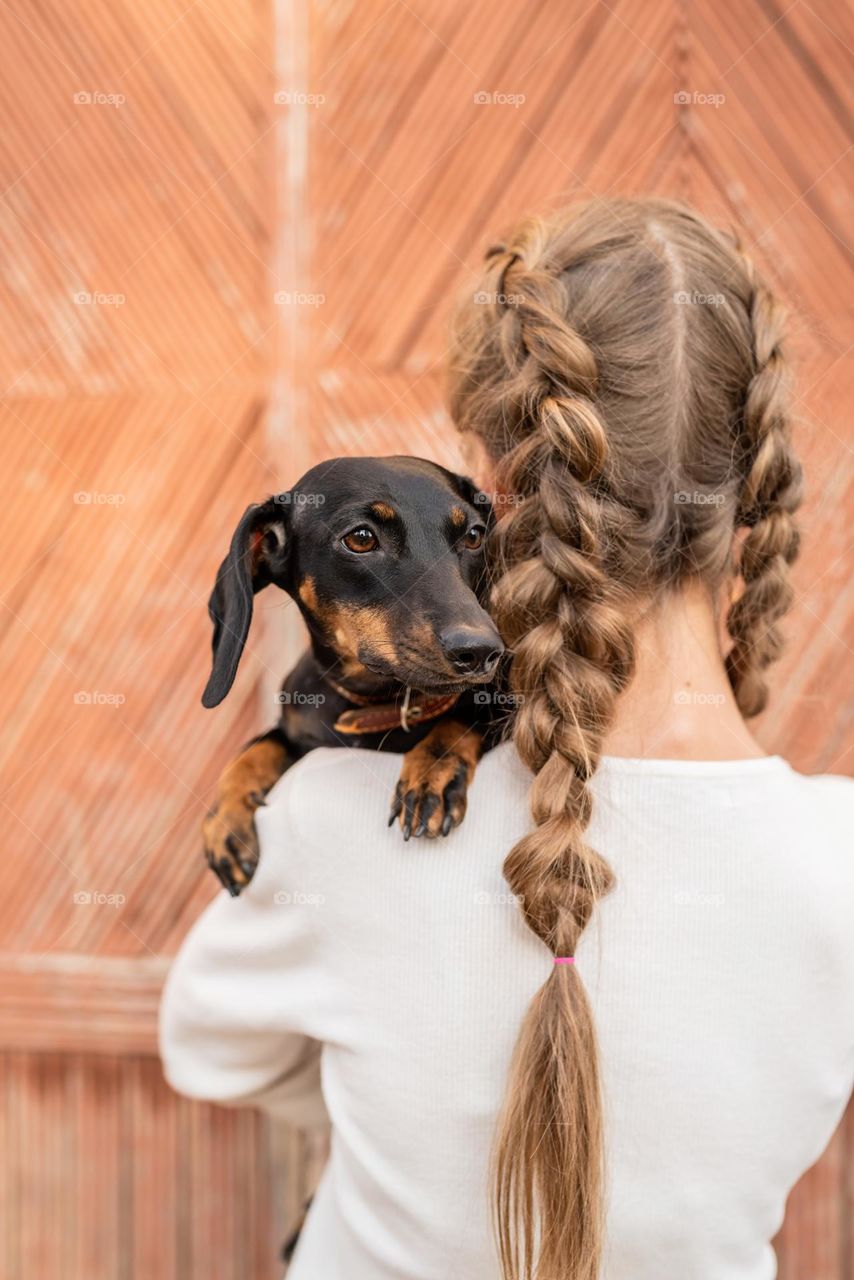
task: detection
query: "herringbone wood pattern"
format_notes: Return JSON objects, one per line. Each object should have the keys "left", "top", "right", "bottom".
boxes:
{"left": 0, "top": 0, "right": 851, "bottom": 1275}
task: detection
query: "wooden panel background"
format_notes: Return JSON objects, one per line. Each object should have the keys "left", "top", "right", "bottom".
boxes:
{"left": 0, "top": 0, "right": 852, "bottom": 1275}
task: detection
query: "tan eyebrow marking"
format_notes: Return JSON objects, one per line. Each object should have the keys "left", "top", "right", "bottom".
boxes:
{"left": 369, "top": 501, "right": 397, "bottom": 521}
{"left": 450, "top": 505, "right": 467, "bottom": 528}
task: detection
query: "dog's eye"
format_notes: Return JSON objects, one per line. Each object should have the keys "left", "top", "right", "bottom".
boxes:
{"left": 462, "top": 524, "right": 485, "bottom": 551}
{"left": 342, "top": 527, "right": 378, "bottom": 554}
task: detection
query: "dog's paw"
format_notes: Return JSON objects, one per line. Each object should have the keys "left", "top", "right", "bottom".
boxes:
{"left": 388, "top": 725, "right": 481, "bottom": 840}
{"left": 202, "top": 791, "right": 264, "bottom": 895}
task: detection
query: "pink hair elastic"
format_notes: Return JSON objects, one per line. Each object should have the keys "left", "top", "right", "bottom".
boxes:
{"left": 553, "top": 957, "right": 575, "bottom": 965}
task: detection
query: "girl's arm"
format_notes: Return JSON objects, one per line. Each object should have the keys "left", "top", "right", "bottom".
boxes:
{"left": 159, "top": 778, "right": 328, "bottom": 1129}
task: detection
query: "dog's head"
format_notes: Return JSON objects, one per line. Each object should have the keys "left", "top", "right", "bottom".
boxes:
{"left": 201, "top": 456, "right": 504, "bottom": 708}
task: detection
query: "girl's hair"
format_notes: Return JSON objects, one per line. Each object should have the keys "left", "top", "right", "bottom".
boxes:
{"left": 447, "top": 197, "right": 803, "bottom": 1280}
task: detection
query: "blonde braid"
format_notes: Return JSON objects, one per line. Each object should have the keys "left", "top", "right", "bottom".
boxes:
{"left": 726, "top": 260, "right": 803, "bottom": 717}
{"left": 448, "top": 197, "right": 809, "bottom": 1280}
{"left": 487, "top": 231, "right": 636, "bottom": 1280}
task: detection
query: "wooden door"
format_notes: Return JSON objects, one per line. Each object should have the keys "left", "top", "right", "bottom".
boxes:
{"left": 1, "top": 0, "right": 851, "bottom": 1276}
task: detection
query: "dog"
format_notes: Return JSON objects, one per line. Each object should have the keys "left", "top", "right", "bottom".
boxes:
{"left": 201, "top": 455, "right": 506, "bottom": 894}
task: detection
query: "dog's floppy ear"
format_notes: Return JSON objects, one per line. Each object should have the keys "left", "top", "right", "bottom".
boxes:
{"left": 202, "top": 497, "right": 290, "bottom": 709}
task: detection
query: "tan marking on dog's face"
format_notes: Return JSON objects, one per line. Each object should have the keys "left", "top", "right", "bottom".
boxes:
{"left": 298, "top": 576, "right": 318, "bottom": 611}
{"left": 369, "top": 501, "right": 397, "bottom": 522}
{"left": 339, "top": 604, "right": 396, "bottom": 661}
{"left": 297, "top": 581, "right": 368, "bottom": 674}
{"left": 298, "top": 582, "right": 453, "bottom": 683}
{"left": 450, "top": 506, "right": 467, "bottom": 529}
{"left": 316, "top": 601, "right": 400, "bottom": 677}
{"left": 410, "top": 617, "right": 446, "bottom": 664}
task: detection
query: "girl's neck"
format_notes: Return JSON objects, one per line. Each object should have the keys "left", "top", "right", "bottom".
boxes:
{"left": 602, "top": 582, "right": 766, "bottom": 762}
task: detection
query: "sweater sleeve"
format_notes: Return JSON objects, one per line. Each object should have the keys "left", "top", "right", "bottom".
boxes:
{"left": 158, "top": 773, "right": 329, "bottom": 1130}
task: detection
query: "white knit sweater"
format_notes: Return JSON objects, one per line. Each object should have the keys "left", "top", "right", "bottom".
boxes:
{"left": 160, "top": 744, "right": 854, "bottom": 1279}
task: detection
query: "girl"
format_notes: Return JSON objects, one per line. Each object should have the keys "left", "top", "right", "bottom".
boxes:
{"left": 161, "top": 198, "right": 854, "bottom": 1279}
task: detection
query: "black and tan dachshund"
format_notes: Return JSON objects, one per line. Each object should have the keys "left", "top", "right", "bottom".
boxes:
{"left": 201, "top": 455, "right": 505, "bottom": 894}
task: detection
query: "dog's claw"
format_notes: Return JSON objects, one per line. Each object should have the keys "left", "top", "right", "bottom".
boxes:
{"left": 391, "top": 756, "right": 470, "bottom": 842}
{"left": 388, "top": 787, "right": 403, "bottom": 827}
{"left": 211, "top": 857, "right": 237, "bottom": 894}
{"left": 202, "top": 796, "right": 260, "bottom": 895}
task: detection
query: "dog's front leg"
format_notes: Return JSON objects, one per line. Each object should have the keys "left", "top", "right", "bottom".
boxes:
{"left": 202, "top": 729, "right": 292, "bottom": 895}
{"left": 389, "top": 719, "right": 485, "bottom": 840}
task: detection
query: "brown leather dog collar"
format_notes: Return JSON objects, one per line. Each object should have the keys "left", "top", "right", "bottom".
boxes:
{"left": 331, "top": 683, "right": 460, "bottom": 736}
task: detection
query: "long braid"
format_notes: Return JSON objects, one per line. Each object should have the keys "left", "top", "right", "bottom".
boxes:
{"left": 447, "top": 197, "right": 807, "bottom": 1280}
{"left": 726, "top": 259, "right": 803, "bottom": 717}
{"left": 485, "top": 231, "right": 636, "bottom": 1280}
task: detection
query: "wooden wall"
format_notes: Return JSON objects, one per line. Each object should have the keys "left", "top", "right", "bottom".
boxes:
{"left": 0, "top": 0, "right": 851, "bottom": 1275}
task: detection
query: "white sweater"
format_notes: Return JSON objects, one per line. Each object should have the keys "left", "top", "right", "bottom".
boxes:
{"left": 160, "top": 744, "right": 854, "bottom": 1279}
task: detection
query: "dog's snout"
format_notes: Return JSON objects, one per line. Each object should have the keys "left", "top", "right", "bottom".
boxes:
{"left": 439, "top": 625, "right": 504, "bottom": 676}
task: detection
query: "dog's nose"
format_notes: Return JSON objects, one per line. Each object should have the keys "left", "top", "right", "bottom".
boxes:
{"left": 439, "top": 626, "right": 504, "bottom": 675}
